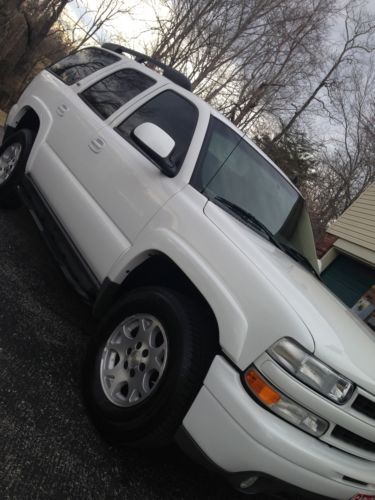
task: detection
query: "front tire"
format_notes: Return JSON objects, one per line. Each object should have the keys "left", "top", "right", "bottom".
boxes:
{"left": 0, "top": 128, "right": 35, "bottom": 208}
{"left": 84, "top": 286, "right": 217, "bottom": 447}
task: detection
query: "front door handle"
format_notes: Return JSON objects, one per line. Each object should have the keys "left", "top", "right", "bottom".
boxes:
{"left": 89, "top": 137, "right": 105, "bottom": 154}
{"left": 56, "top": 104, "right": 68, "bottom": 117}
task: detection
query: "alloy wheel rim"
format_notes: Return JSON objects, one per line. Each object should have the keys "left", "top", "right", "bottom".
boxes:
{"left": 0, "top": 143, "right": 22, "bottom": 185}
{"left": 100, "top": 314, "right": 169, "bottom": 407}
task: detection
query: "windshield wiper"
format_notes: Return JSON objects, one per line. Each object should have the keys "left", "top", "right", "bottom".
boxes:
{"left": 279, "top": 244, "right": 320, "bottom": 279}
{"left": 214, "top": 196, "right": 284, "bottom": 251}
{"left": 214, "top": 196, "right": 320, "bottom": 279}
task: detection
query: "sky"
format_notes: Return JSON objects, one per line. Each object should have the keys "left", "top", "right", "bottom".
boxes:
{"left": 65, "top": 0, "right": 375, "bottom": 49}
{"left": 65, "top": 0, "right": 164, "bottom": 51}
{"left": 64, "top": 0, "right": 375, "bottom": 143}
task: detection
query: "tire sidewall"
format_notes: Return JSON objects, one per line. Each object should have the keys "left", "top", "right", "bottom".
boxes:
{"left": 85, "top": 287, "right": 198, "bottom": 443}
{"left": 0, "top": 129, "right": 35, "bottom": 194}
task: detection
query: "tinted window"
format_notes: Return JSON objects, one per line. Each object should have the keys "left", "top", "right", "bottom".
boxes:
{"left": 49, "top": 48, "right": 120, "bottom": 86}
{"left": 117, "top": 90, "right": 198, "bottom": 170}
{"left": 195, "top": 118, "right": 300, "bottom": 236}
{"left": 80, "top": 69, "right": 155, "bottom": 119}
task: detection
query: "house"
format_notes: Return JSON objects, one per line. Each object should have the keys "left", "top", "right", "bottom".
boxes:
{"left": 318, "top": 183, "right": 375, "bottom": 308}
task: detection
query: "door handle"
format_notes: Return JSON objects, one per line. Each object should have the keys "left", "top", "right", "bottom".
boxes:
{"left": 56, "top": 104, "right": 68, "bottom": 117}
{"left": 89, "top": 137, "right": 105, "bottom": 153}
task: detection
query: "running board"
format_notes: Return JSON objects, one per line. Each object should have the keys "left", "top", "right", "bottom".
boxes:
{"left": 18, "top": 176, "right": 100, "bottom": 303}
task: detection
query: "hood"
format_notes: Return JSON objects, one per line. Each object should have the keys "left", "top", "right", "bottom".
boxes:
{"left": 205, "top": 201, "right": 375, "bottom": 394}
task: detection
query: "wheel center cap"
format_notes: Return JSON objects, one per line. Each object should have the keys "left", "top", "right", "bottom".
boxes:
{"left": 130, "top": 350, "right": 141, "bottom": 363}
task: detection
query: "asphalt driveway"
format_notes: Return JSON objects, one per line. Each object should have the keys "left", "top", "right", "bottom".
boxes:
{"left": 0, "top": 206, "right": 249, "bottom": 500}
{"left": 0, "top": 123, "right": 246, "bottom": 499}
{"left": 0, "top": 125, "right": 318, "bottom": 499}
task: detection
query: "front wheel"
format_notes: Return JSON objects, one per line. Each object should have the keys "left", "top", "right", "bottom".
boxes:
{"left": 0, "top": 129, "right": 35, "bottom": 208}
{"left": 84, "top": 286, "right": 217, "bottom": 447}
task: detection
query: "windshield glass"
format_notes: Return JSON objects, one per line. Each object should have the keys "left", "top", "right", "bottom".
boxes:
{"left": 194, "top": 117, "right": 303, "bottom": 240}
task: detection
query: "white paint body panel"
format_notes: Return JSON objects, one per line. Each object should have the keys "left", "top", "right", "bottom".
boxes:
{"left": 204, "top": 200, "right": 375, "bottom": 390}
{"left": 184, "top": 356, "right": 375, "bottom": 498}
{"left": 30, "top": 141, "right": 130, "bottom": 281}
{"left": 6, "top": 48, "right": 375, "bottom": 496}
{"left": 109, "top": 185, "right": 315, "bottom": 365}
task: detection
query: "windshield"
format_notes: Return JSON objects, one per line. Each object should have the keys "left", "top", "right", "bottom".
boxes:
{"left": 194, "top": 117, "right": 303, "bottom": 242}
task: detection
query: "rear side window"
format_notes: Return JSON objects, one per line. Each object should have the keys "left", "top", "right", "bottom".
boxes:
{"left": 80, "top": 69, "right": 156, "bottom": 119}
{"left": 49, "top": 48, "right": 120, "bottom": 86}
{"left": 116, "top": 90, "right": 198, "bottom": 170}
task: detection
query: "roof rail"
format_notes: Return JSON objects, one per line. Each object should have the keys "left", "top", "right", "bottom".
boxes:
{"left": 101, "top": 43, "right": 192, "bottom": 92}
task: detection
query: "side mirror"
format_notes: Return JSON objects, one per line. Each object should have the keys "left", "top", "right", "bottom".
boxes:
{"left": 132, "top": 122, "right": 177, "bottom": 177}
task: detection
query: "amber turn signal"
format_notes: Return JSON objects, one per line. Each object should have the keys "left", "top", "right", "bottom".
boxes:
{"left": 244, "top": 366, "right": 329, "bottom": 437}
{"left": 245, "top": 369, "right": 281, "bottom": 406}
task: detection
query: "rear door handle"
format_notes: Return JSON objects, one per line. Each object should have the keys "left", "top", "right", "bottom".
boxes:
{"left": 89, "top": 137, "right": 105, "bottom": 154}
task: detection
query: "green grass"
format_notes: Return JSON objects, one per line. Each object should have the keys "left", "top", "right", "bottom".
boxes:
{"left": 0, "top": 109, "right": 6, "bottom": 126}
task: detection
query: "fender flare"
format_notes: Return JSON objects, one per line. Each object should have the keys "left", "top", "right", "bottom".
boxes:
{"left": 104, "top": 228, "right": 249, "bottom": 362}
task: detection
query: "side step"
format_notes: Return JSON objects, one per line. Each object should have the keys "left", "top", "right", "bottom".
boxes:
{"left": 19, "top": 176, "right": 100, "bottom": 303}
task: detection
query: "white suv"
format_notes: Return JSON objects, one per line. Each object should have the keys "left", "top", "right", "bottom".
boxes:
{"left": 1, "top": 44, "right": 375, "bottom": 499}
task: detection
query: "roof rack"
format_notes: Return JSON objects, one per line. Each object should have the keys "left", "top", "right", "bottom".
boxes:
{"left": 101, "top": 43, "right": 192, "bottom": 92}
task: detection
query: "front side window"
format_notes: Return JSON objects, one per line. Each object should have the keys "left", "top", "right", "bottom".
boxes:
{"left": 194, "top": 117, "right": 302, "bottom": 238}
{"left": 116, "top": 90, "right": 198, "bottom": 170}
{"left": 80, "top": 69, "right": 156, "bottom": 119}
{"left": 49, "top": 48, "right": 120, "bottom": 86}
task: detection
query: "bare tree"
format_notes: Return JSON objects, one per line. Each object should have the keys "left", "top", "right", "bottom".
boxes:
{"left": 222, "top": 0, "right": 337, "bottom": 129}
{"left": 273, "top": 0, "right": 375, "bottom": 143}
{"left": 0, "top": 0, "right": 134, "bottom": 110}
{"left": 56, "top": 0, "right": 132, "bottom": 51}
{"left": 303, "top": 60, "right": 375, "bottom": 237}
{"left": 0, "top": 1, "right": 30, "bottom": 87}
{"left": 148, "top": 0, "right": 338, "bottom": 130}
{"left": 254, "top": 127, "right": 320, "bottom": 187}
{"left": 0, "top": 0, "right": 71, "bottom": 108}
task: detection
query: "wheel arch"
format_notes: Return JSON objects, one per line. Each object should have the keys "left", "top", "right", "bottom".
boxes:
{"left": 94, "top": 252, "right": 220, "bottom": 348}
{"left": 3, "top": 106, "right": 40, "bottom": 143}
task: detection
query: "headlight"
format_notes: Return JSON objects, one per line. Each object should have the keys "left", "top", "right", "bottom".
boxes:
{"left": 244, "top": 368, "right": 328, "bottom": 437}
{"left": 268, "top": 338, "right": 354, "bottom": 404}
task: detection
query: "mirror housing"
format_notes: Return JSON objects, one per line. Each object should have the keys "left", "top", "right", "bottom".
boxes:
{"left": 132, "top": 122, "right": 177, "bottom": 177}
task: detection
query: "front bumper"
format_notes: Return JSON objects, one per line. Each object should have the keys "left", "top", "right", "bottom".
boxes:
{"left": 180, "top": 356, "right": 375, "bottom": 499}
